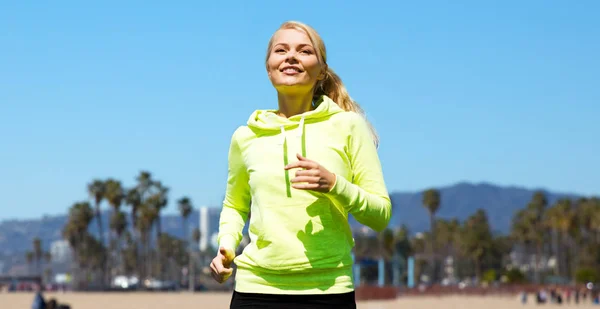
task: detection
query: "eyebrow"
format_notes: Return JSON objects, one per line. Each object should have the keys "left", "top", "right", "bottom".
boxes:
{"left": 273, "top": 43, "right": 314, "bottom": 49}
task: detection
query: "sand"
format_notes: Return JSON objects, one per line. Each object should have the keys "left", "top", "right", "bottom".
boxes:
{"left": 1, "top": 292, "right": 596, "bottom": 309}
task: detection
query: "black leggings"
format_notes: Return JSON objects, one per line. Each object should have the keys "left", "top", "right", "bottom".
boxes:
{"left": 229, "top": 290, "right": 356, "bottom": 309}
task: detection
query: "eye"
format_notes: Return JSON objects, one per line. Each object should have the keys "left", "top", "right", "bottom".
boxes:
{"left": 274, "top": 48, "right": 286, "bottom": 53}
{"left": 301, "top": 49, "right": 313, "bottom": 55}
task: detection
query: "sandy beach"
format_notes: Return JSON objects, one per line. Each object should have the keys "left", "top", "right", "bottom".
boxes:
{"left": 1, "top": 292, "right": 597, "bottom": 309}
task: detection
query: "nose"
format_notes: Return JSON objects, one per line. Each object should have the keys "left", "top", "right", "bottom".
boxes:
{"left": 285, "top": 50, "right": 299, "bottom": 63}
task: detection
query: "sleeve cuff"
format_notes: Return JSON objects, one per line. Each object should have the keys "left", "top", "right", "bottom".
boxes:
{"left": 325, "top": 174, "right": 355, "bottom": 212}
{"left": 218, "top": 234, "right": 237, "bottom": 252}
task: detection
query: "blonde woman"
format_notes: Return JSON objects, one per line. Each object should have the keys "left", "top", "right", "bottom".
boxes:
{"left": 211, "top": 20, "right": 392, "bottom": 308}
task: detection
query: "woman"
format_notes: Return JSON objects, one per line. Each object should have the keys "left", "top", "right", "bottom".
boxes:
{"left": 211, "top": 20, "right": 392, "bottom": 309}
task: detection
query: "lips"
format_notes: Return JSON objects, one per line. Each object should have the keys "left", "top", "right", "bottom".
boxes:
{"left": 280, "top": 66, "right": 303, "bottom": 74}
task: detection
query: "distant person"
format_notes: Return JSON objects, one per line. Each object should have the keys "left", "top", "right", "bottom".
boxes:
{"left": 210, "top": 20, "right": 391, "bottom": 309}
{"left": 46, "top": 298, "right": 57, "bottom": 309}
{"left": 46, "top": 297, "right": 71, "bottom": 309}
{"left": 31, "top": 287, "right": 46, "bottom": 309}
{"left": 537, "top": 289, "right": 548, "bottom": 304}
{"left": 520, "top": 291, "right": 527, "bottom": 304}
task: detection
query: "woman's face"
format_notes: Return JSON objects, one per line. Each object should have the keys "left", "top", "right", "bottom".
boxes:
{"left": 267, "top": 28, "right": 325, "bottom": 94}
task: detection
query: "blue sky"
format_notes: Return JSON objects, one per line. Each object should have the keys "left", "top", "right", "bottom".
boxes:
{"left": 1, "top": 1, "right": 598, "bottom": 220}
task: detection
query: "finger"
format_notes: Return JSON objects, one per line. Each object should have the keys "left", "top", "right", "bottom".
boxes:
{"left": 211, "top": 271, "right": 221, "bottom": 283}
{"left": 285, "top": 160, "right": 317, "bottom": 170}
{"left": 291, "top": 176, "right": 320, "bottom": 183}
{"left": 216, "top": 262, "right": 230, "bottom": 275}
{"left": 219, "top": 247, "right": 235, "bottom": 264}
{"left": 296, "top": 153, "right": 308, "bottom": 161}
{"left": 210, "top": 261, "right": 219, "bottom": 275}
{"left": 295, "top": 169, "right": 319, "bottom": 177}
{"left": 222, "top": 267, "right": 233, "bottom": 276}
{"left": 292, "top": 183, "right": 321, "bottom": 190}
{"left": 219, "top": 270, "right": 232, "bottom": 284}
{"left": 210, "top": 263, "right": 221, "bottom": 282}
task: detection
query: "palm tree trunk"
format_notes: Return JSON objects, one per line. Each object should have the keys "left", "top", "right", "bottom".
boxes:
{"left": 535, "top": 242, "right": 542, "bottom": 284}
{"left": 94, "top": 202, "right": 106, "bottom": 288}
{"left": 429, "top": 212, "right": 436, "bottom": 283}
{"left": 188, "top": 251, "right": 195, "bottom": 292}
{"left": 475, "top": 257, "right": 481, "bottom": 282}
{"left": 156, "top": 216, "right": 163, "bottom": 280}
{"left": 71, "top": 247, "right": 78, "bottom": 291}
{"left": 139, "top": 231, "right": 147, "bottom": 285}
{"left": 554, "top": 230, "right": 561, "bottom": 277}
{"left": 570, "top": 237, "right": 578, "bottom": 282}
{"left": 146, "top": 231, "right": 152, "bottom": 279}
{"left": 118, "top": 235, "right": 125, "bottom": 275}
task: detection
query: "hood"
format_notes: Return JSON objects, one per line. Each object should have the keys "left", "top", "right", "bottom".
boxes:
{"left": 246, "top": 95, "right": 344, "bottom": 198}
{"left": 246, "top": 95, "right": 344, "bottom": 131}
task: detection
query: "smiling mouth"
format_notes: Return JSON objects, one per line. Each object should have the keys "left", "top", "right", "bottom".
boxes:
{"left": 280, "top": 66, "right": 303, "bottom": 74}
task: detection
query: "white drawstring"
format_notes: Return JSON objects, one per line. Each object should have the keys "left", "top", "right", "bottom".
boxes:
{"left": 278, "top": 125, "right": 286, "bottom": 145}
{"left": 296, "top": 116, "right": 305, "bottom": 138}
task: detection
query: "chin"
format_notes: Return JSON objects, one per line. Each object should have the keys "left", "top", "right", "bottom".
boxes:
{"left": 279, "top": 77, "right": 311, "bottom": 86}
{"left": 274, "top": 83, "right": 312, "bottom": 95}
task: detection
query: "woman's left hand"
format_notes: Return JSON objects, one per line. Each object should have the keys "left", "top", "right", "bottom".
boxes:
{"left": 285, "top": 153, "right": 336, "bottom": 193}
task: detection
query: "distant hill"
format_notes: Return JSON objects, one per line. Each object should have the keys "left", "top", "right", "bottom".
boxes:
{"left": 376, "top": 181, "right": 580, "bottom": 235}
{"left": 0, "top": 182, "right": 583, "bottom": 255}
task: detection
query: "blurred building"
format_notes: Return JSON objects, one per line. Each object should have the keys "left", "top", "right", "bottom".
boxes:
{"left": 50, "top": 240, "right": 72, "bottom": 263}
{"left": 199, "top": 206, "right": 209, "bottom": 252}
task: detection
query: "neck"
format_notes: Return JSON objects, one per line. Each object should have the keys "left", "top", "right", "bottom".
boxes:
{"left": 277, "top": 92, "right": 314, "bottom": 118}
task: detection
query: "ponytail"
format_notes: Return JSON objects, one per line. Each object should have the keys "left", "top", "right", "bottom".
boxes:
{"left": 314, "top": 67, "right": 380, "bottom": 147}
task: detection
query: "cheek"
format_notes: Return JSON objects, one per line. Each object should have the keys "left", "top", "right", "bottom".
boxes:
{"left": 302, "top": 58, "right": 323, "bottom": 77}
{"left": 267, "top": 55, "right": 282, "bottom": 69}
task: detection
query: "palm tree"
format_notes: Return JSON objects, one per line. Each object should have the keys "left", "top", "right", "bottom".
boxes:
{"left": 125, "top": 188, "right": 141, "bottom": 233}
{"left": 190, "top": 227, "right": 201, "bottom": 292}
{"left": 422, "top": 188, "right": 441, "bottom": 282}
{"left": 575, "top": 198, "right": 600, "bottom": 268}
{"left": 546, "top": 199, "right": 576, "bottom": 278}
{"left": 589, "top": 198, "right": 600, "bottom": 244}
{"left": 110, "top": 211, "right": 128, "bottom": 275}
{"left": 62, "top": 201, "right": 95, "bottom": 290}
{"left": 461, "top": 209, "right": 492, "bottom": 281}
{"left": 26, "top": 251, "right": 34, "bottom": 275}
{"left": 148, "top": 181, "right": 169, "bottom": 279}
{"left": 87, "top": 180, "right": 106, "bottom": 246}
{"left": 178, "top": 197, "right": 193, "bottom": 245}
{"left": 105, "top": 179, "right": 124, "bottom": 215}
{"left": 138, "top": 203, "right": 158, "bottom": 280}
{"left": 136, "top": 171, "right": 153, "bottom": 196}
{"left": 33, "top": 237, "right": 42, "bottom": 276}
{"left": 394, "top": 225, "right": 413, "bottom": 260}
{"left": 104, "top": 178, "right": 124, "bottom": 279}
{"left": 527, "top": 191, "right": 548, "bottom": 283}
{"left": 149, "top": 181, "right": 169, "bottom": 240}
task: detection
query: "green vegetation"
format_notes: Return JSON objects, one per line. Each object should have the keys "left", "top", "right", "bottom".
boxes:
{"left": 58, "top": 172, "right": 600, "bottom": 290}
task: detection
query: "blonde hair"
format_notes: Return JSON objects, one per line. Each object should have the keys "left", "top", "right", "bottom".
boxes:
{"left": 266, "top": 20, "right": 379, "bottom": 147}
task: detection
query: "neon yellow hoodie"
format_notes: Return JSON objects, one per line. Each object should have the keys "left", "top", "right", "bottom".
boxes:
{"left": 217, "top": 95, "right": 391, "bottom": 294}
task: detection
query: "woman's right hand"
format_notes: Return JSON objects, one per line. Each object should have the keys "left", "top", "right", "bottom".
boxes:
{"left": 210, "top": 247, "right": 235, "bottom": 283}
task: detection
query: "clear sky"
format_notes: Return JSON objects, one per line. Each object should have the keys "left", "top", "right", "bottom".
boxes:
{"left": 1, "top": 1, "right": 598, "bottom": 220}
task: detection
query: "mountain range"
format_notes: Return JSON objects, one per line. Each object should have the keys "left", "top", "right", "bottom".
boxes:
{"left": 0, "top": 181, "right": 584, "bottom": 255}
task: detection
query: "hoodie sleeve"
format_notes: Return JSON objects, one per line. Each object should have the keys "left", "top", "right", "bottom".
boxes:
{"left": 325, "top": 113, "right": 392, "bottom": 232}
{"left": 217, "top": 127, "right": 251, "bottom": 252}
